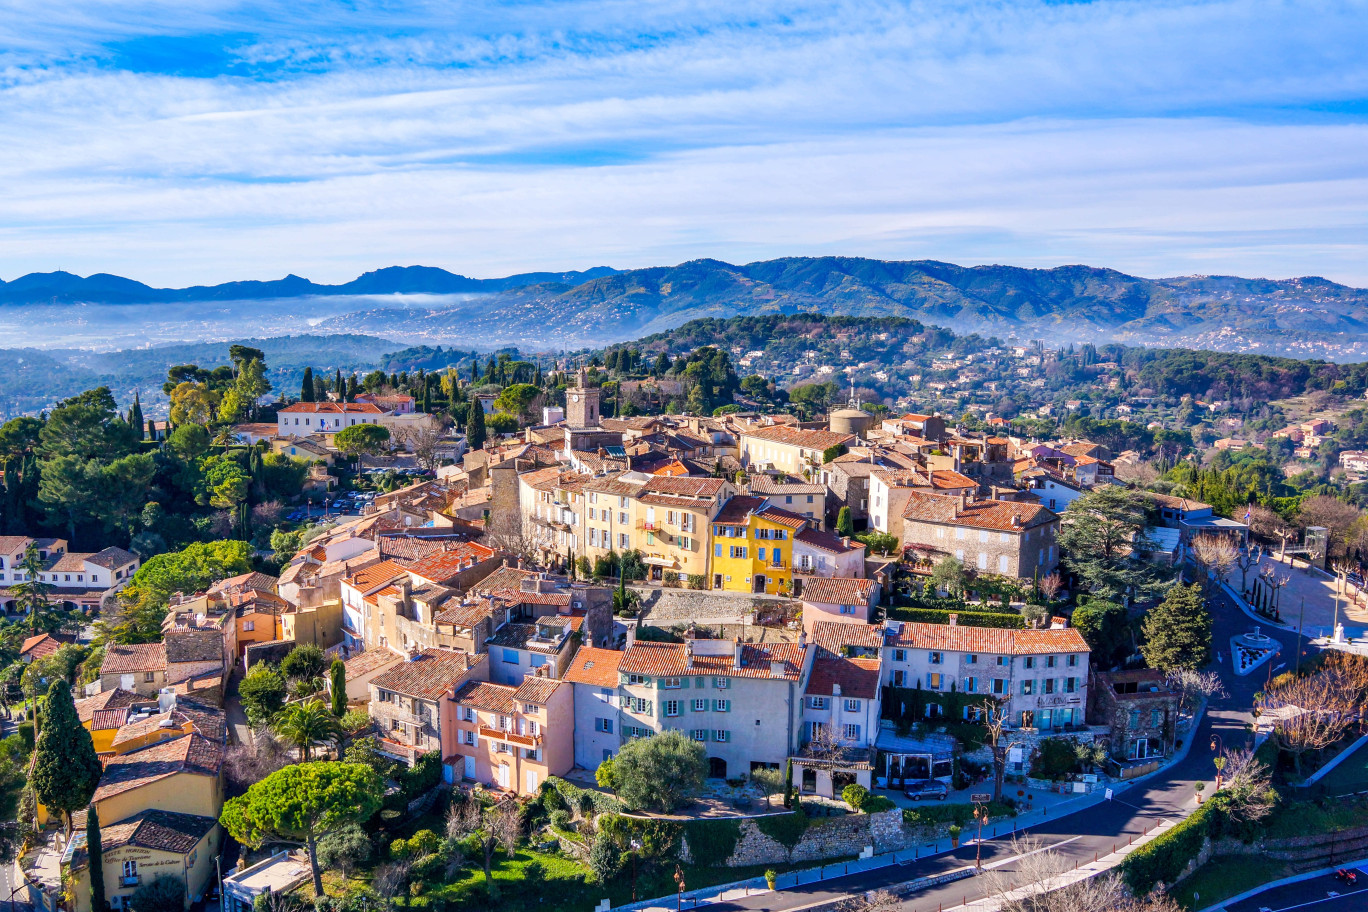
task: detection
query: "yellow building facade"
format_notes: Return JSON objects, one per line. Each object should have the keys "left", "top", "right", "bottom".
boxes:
{"left": 710, "top": 496, "right": 810, "bottom": 594}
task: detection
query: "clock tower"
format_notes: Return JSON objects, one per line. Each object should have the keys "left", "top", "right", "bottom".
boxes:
{"left": 566, "top": 366, "right": 600, "bottom": 429}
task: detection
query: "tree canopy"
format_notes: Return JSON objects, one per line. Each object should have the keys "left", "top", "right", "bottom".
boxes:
{"left": 30, "top": 679, "right": 102, "bottom": 834}
{"left": 608, "top": 730, "right": 705, "bottom": 812}
{"left": 1140, "top": 583, "right": 1212, "bottom": 673}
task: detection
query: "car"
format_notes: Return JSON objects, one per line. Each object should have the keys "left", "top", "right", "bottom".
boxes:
{"left": 1335, "top": 868, "right": 1359, "bottom": 886}
{"left": 903, "top": 780, "right": 949, "bottom": 801}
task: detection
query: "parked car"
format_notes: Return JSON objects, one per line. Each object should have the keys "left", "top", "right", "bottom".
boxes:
{"left": 903, "top": 780, "right": 949, "bottom": 801}
{"left": 1335, "top": 868, "right": 1359, "bottom": 886}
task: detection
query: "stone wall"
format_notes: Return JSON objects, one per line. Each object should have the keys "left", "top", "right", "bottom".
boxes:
{"left": 683, "top": 809, "right": 914, "bottom": 868}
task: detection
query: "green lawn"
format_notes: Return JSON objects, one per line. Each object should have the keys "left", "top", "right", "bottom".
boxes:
{"left": 1312, "top": 738, "right": 1368, "bottom": 795}
{"left": 1265, "top": 793, "right": 1368, "bottom": 840}
{"left": 1171, "top": 855, "right": 1293, "bottom": 911}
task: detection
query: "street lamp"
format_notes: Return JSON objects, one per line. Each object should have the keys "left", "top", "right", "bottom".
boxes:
{"left": 630, "top": 839, "right": 642, "bottom": 902}
{"left": 972, "top": 803, "right": 987, "bottom": 872}
{"left": 1210, "top": 734, "right": 1225, "bottom": 790}
{"left": 673, "top": 864, "right": 686, "bottom": 912}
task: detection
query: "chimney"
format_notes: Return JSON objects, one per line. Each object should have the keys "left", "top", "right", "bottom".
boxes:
{"left": 516, "top": 556, "right": 524, "bottom": 570}
{"left": 407, "top": 645, "right": 421, "bottom": 661}
{"left": 841, "top": 536, "right": 851, "bottom": 548}
{"left": 959, "top": 490, "right": 969, "bottom": 511}
{"left": 948, "top": 613, "right": 958, "bottom": 626}
{"left": 626, "top": 626, "right": 637, "bottom": 649}
{"left": 769, "top": 660, "right": 785, "bottom": 678}
{"left": 832, "top": 682, "right": 841, "bottom": 698}
{"left": 733, "top": 636, "right": 744, "bottom": 666}
{"left": 797, "top": 630, "right": 807, "bottom": 649}
{"left": 685, "top": 640, "right": 694, "bottom": 668}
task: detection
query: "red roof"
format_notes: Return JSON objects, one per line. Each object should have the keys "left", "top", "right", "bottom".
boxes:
{"left": 886, "top": 622, "right": 1087, "bottom": 655}
{"left": 20, "top": 633, "right": 62, "bottom": 660}
{"left": 806, "top": 657, "right": 881, "bottom": 699}
{"left": 798, "top": 577, "right": 878, "bottom": 606}
{"left": 563, "top": 647, "right": 625, "bottom": 688}
{"left": 279, "top": 402, "right": 385, "bottom": 414}
{"left": 742, "top": 426, "right": 856, "bottom": 451}
{"left": 371, "top": 649, "right": 479, "bottom": 699}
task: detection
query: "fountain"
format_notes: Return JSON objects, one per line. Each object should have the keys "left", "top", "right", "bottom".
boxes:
{"left": 1230, "top": 626, "right": 1280, "bottom": 676}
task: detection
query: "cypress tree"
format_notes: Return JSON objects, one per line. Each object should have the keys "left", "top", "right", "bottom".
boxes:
{"left": 330, "top": 660, "right": 347, "bottom": 718}
{"left": 87, "top": 804, "right": 106, "bottom": 912}
{"left": 333, "top": 369, "right": 344, "bottom": 401}
{"left": 301, "top": 367, "right": 315, "bottom": 402}
{"left": 783, "top": 758, "right": 794, "bottom": 808}
{"left": 467, "top": 393, "right": 487, "bottom": 450}
{"left": 470, "top": 360, "right": 479, "bottom": 383}
{"left": 30, "top": 680, "right": 101, "bottom": 836}
{"left": 421, "top": 384, "right": 430, "bottom": 415}
{"left": 836, "top": 507, "right": 854, "bottom": 538}
{"left": 129, "top": 392, "right": 144, "bottom": 441}
{"left": 346, "top": 374, "right": 359, "bottom": 401}
{"left": 484, "top": 356, "right": 496, "bottom": 383}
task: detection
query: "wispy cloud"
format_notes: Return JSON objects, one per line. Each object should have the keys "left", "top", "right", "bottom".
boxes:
{"left": 0, "top": 0, "right": 1366, "bottom": 284}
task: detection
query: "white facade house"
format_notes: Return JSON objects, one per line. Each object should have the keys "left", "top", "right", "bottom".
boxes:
{"left": 792, "top": 529, "right": 866, "bottom": 577}
{"left": 563, "top": 646, "right": 624, "bottom": 771}
{"left": 793, "top": 655, "right": 882, "bottom": 797}
{"left": 277, "top": 401, "right": 389, "bottom": 435}
{"left": 0, "top": 537, "right": 139, "bottom": 611}
{"left": 617, "top": 636, "right": 812, "bottom": 779}
{"left": 882, "top": 621, "right": 1090, "bottom": 733}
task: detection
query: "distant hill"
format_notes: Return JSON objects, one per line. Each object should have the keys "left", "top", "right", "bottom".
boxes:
{"left": 330, "top": 258, "right": 1368, "bottom": 359}
{"left": 5, "top": 258, "right": 1368, "bottom": 359}
{"left": 0, "top": 265, "right": 620, "bottom": 305}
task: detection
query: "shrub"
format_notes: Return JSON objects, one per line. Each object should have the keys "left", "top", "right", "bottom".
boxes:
{"left": 687, "top": 574, "right": 707, "bottom": 590}
{"left": 611, "top": 731, "right": 706, "bottom": 812}
{"left": 684, "top": 818, "right": 741, "bottom": 867}
{"left": 1119, "top": 794, "right": 1223, "bottom": 896}
{"left": 663, "top": 571, "right": 680, "bottom": 588}
{"left": 316, "top": 823, "right": 372, "bottom": 874}
{"left": 756, "top": 809, "right": 809, "bottom": 850}
{"left": 1030, "top": 738, "right": 1079, "bottom": 781}
{"left": 549, "top": 810, "right": 571, "bottom": 831}
{"left": 886, "top": 606, "right": 1025, "bottom": 629}
{"left": 861, "top": 795, "right": 896, "bottom": 813}
{"left": 129, "top": 876, "right": 185, "bottom": 912}
{"left": 842, "top": 783, "right": 870, "bottom": 811}
{"left": 588, "top": 833, "right": 622, "bottom": 883}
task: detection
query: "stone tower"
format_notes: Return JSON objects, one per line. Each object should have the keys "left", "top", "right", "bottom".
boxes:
{"left": 566, "top": 366, "right": 601, "bottom": 429}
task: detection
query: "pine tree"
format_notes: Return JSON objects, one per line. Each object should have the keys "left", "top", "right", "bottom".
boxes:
{"left": 30, "top": 680, "right": 101, "bottom": 836}
{"left": 1140, "top": 583, "right": 1212, "bottom": 672}
{"left": 330, "top": 659, "right": 347, "bottom": 718}
{"left": 87, "top": 803, "right": 106, "bottom": 912}
{"left": 467, "top": 393, "right": 487, "bottom": 450}
{"left": 301, "top": 367, "right": 315, "bottom": 402}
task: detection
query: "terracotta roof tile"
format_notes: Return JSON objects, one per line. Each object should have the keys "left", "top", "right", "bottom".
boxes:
{"left": 795, "top": 528, "right": 864, "bottom": 555}
{"left": 742, "top": 426, "right": 856, "bottom": 450}
{"left": 884, "top": 622, "right": 1087, "bottom": 655}
{"left": 452, "top": 680, "right": 516, "bottom": 714}
{"left": 806, "top": 657, "right": 881, "bottom": 699}
{"left": 345, "top": 560, "right": 411, "bottom": 592}
{"left": 19, "top": 634, "right": 62, "bottom": 660}
{"left": 279, "top": 402, "right": 385, "bottom": 414}
{"left": 101, "top": 643, "right": 167, "bottom": 675}
{"left": 512, "top": 676, "right": 564, "bottom": 705}
{"left": 811, "top": 621, "right": 884, "bottom": 655}
{"left": 371, "top": 648, "right": 479, "bottom": 699}
{"left": 798, "top": 576, "right": 878, "bottom": 606}
{"left": 93, "top": 734, "right": 224, "bottom": 803}
{"left": 641, "top": 476, "right": 728, "bottom": 497}
{"left": 75, "top": 689, "right": 141, "bottom": 724}
{"left": 563, "top": 647, "right": 625, "bottom": 689}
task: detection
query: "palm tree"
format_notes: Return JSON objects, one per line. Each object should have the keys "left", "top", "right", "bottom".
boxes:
{"left": 271, "top": 699, "right": 343, "bottom": 762}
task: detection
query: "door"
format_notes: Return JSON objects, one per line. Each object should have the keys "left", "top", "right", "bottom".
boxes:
{"left": 463, "top": 755, "right": 476, "bottom": 781}
{"left": 753, "top": 575, "right": 766, "bottom": 593}
{"left": 708, "top": 757, "right": 727, "bottom": 779}
{"left": 497, "top": 763, "right": 510, "bottom": 788}
{"left": 526, "top": 770, "right": 539, "bottom": 793}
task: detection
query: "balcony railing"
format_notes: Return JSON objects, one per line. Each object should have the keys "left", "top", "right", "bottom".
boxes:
{"left": 479, "top": 725, "right": 541, "bottom": 747}
{"left": 121, "top": 876, "right": 141, "bottom": 888}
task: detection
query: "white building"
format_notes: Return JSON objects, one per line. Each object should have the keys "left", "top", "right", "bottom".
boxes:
{"left": 277, "top": 401, "right": 388, "bottom": 435}
{"left": 618, "top": 635, "right": 812, "bottom": 779}
{"left": 563, "top": 646, "right": 624, "bottom": 771}
{"left": 882, "top": 621, "right": 1090, "bottom": 733}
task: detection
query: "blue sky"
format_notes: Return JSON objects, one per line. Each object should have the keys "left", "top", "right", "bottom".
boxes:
{"left": 1, "top": 0, "right": 1367, "bottom": 286}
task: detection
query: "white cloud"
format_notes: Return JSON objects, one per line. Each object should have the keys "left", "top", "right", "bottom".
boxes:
{"left": 0, "top": 0, "right": 1365, "bottom": 284}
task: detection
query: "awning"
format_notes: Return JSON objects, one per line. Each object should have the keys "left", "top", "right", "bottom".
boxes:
{"left": 643, "top": 556, "right": 677, "bottom": 567}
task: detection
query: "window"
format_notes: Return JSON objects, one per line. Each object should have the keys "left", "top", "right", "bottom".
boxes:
{"left": 462, "top": 730, "right": 476, "bottom": 745}
{"left": 1044, "top": 678, "right": 1055, "bottom": 694}
{"left": 843, "top": 723, "right": 861, "bottom": 740}
{"left": 1151, "top": 709, "right": 1163, "bottom": 727}
{"left": 1067, "top": 654, "right": 1079, "bottom": 667}
{"left": 123, "top": 860, "right": 138, "bottom": 883}
{"left": 966, "top": 654, "right": 977, "bottom": 664}
{"left": 1065, "top": 677, "right": 1076, "bottom": 693}
{"left": 619, "top": 533, "right": 629, "bottom": 549}
{"left": 844, "top": 698, "right": 862, "bottom": 712}
{"left": 680, "top": 536, "right": 693, "bottom": 550}
{"left": 594, "top": 717, "right": 613, "bottom": 733}
{"left": 664, "top": 700, "right": 681, "bottom": 717}
{"left": 692, "top": 699, "right": 708, "bottom": 712}
{"left": 992, "top": 679, "right": 1006, "bottom": 695}
{"left": 1023, "top": 656, "right": 1035, "bottom": 669}
{"left": 927, "top": 673, "right": 942, "bottom": 690}
{"left": 809, "top": 696, "right": 828, "bottom": 710}
{"left": 143, "top": 672, "right": 155, "bottom": 683}
{"left": 1022, "top": 679, "right": 1034, "bottom": 695}
{"left": 711, "top": 699, "right": 729, "bottom": 712}
{"left": 715, "top": 544, "right": 723, "bottom": 558}
{"left": 662, "top": 677, "right": 682, "bottom": 689}
{"left": 690, "top": 729, "right": 709, "bottom": 742}
{"left": 243, "top": 620, "right": 255, "bottom": 632}
{"left": 1046, "top": 655, "right": 1057, "bottom": 668}
{"left": 713, "top": 677, "right": 729, "bottom": 689}
{"left": 524, "top": 703, "right": 539, "bottom": 714}
{"left": 628, "top": 674, "right": 646, "bottom": 686}
{"left": 929, "top": 651, "right": 943, "bottom": 665}
{"left": 1128, "top": 709, "right": 1141, "bottom": 728}
{"left": 714, "top": 729, "right": 730, "bottom": 742}
{"left": 461, "top": 707, "right": 475, "bottom": 722}
{"left": 997, "top": 656, "right": 1009, "bottom": 666}
{"left": 496, "top": 742, "right": 511, "bottom": 754}
{"left": 729, "top": 546, "right": 748, "bottom": 559}
{"left": 502, "top": 648, "right": 518, "bottom": 664}
{"left": 964, "top": 676, "right": 977, "bottom": 693}
{"left": 758, "top": 547, "right": 766, "bottom": 561}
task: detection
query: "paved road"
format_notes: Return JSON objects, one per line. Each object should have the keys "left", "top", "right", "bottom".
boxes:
{"left": 1225, "top": 868, "right": 1368, "bottom": 912}
{"left": 686, "top": 588, "right": 1300, "bottom": 912}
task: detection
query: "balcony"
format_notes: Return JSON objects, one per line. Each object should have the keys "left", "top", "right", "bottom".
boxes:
{"left": 121, "top": 876, "right": 141, "bottom": 888}
{"left": 479, "top": 725, "right": 541, "bottom": 748}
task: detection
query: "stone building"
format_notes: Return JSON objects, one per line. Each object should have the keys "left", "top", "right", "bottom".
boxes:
{"left": 369, "top": 648, "right": 488, "bottom": 765}
{"left": 899, "top": 491, "right": 1060, "bottom": 579}
{"left": 1087, "top": 668, "right": 1181, "bottom": 763}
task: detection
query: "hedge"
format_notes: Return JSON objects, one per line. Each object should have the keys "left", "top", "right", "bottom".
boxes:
{"left": 684, "top": 818, "right": 742, "bottom": 867}
{"left": 756, "top": 809, "right": 809, "bottom": 850}
{"left": 887, "top": 606, "right": 1025, "bottom": 629}
{"left": 544, "top": 776, "right": 623, "bottom": 817}
{"left": 1119, "top": 793, "right": 1224, "bottom": 895}
{"left": 903, "top": 800, "right": 1014, "bottom": 830}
